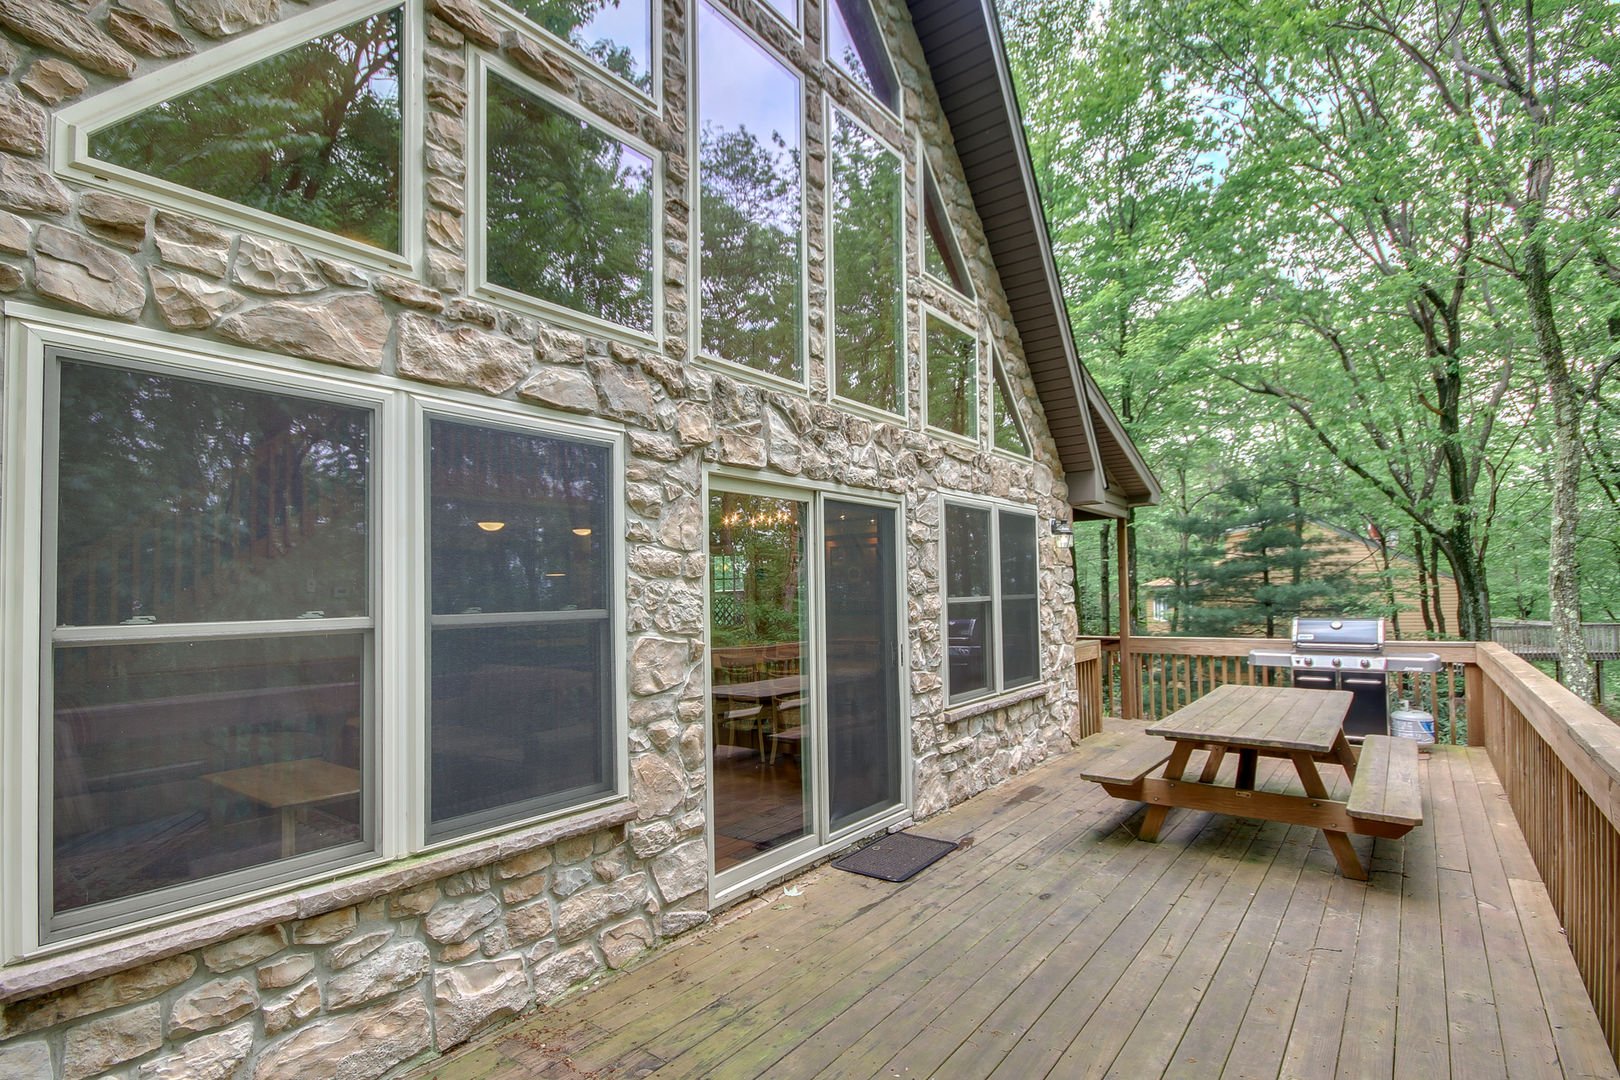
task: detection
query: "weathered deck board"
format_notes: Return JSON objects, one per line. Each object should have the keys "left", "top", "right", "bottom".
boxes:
{"left": 413, "top": 745, "right": 1618, "bottom": 1080}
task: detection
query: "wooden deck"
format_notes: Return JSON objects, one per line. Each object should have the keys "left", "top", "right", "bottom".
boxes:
{"left": 415, "top": 743, "right": 1618, "bottom": 1080}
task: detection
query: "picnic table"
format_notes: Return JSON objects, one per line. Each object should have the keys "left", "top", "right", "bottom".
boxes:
{"left": 1073, "top": 684, "right": 1423, "bottom": 880}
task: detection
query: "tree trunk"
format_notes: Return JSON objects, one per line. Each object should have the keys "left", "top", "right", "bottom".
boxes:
{"left": 1099, "top": 524, "right": 1112, "bottom": 635}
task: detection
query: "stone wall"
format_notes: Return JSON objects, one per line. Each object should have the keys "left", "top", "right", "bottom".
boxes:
{"left": 0, "top": 0, "right": 1084, "bottom": 1074}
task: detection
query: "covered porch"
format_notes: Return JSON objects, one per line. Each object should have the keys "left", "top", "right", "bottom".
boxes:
{"left": 415, "top": 635, "right": 1619, "bottom": 1079}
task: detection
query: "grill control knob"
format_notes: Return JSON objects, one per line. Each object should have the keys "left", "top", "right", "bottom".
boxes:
{"left": 1360, "top": 658, "right": 1372, "bottom": 668}
{"left": 1331, "top": 657, "right": 1342, "bottom": 668}
{"left": 1301, "top": 657, "right": 1313, "bottom": 666}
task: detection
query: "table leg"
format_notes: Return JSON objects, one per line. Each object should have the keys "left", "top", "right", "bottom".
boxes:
{"left": 280, "top": 808, "right": 298, "bottom": 859}
{"left": 1329, "top": 732, "right": 1358, "bottom": 781}
{"left": 1235, "top": 749, "right": 1258, "bottom": 790}
{"left": 1288, "top": 751, "right": 1366, "bottom": 881}
{"left": 1139, "top": 740, "right": 1195, "bottom": 842}
{"left": 1197, "top": 746, "right": 1226, "bottom": 783}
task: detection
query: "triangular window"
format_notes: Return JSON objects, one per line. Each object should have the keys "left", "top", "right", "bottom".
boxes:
{"left": 826, "top": 0, "right": 899, "bottom": 113}
{"left": 84, "top": 8, "right": 404, "bottom": 254}
{"left": 992, "top": 351, "right": 1030, "bottom": 455}
{"left": 502, "top": 0, "right": 653, "bottom": 93}
{"left": 922, "top": 159, "right": 973, "bottom": 296}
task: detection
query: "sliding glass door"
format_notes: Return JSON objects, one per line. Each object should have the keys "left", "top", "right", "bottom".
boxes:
{"left": 708, "top": 486, "right": 905, "bottom": 887}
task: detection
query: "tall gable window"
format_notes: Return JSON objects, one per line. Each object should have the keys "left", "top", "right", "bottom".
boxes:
{"left": 83, "top": 7, "right": 404, "bottom": 254}
{"left": 480, "top": 68, "right": 657, "bottom": 336}
{"left": 924, "top": 311, "right": 978, "bottom": 439}
{"left": 695, "top": 2, "right": 804, "bottom": 382}
{"left": 502, "top": 0, "right": 654, "bottom": 93}
{"left": 922, "top": 159, "right": 974, "bottom": 296}
{"left": 991, "top": 351, "right": 1031, "bottom": 455}
{"left": 826, "top": 0, "right": 899, "bottom": 113}
{"left": 761, "top": 0, "right": 799, "bottom": 29}
{"left": 830, "top": 109, "right": 903, "bottom": 415}
{"left": 944, "top": 501, "right": 1039, "bottom": 702}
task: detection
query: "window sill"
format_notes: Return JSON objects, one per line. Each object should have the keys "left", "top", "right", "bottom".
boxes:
{"left": 943, "top": 681, "right": 1047, "bottom": 726}
{"left": 0, "top": 800, "right": 638, "bottom": 1004}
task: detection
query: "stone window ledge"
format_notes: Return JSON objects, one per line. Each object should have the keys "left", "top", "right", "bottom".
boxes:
{"left": 942, "top": 682, "right": 1048, "bottom": 726}
{"left": 0, "top": 800, "right": 638, "bottom": 1004}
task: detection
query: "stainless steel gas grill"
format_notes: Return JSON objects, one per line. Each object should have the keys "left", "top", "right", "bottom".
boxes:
{"left": 1248, "top": 618, "right": 1443, "bottom": 741}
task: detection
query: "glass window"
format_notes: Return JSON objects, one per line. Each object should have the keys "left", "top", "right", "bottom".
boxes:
{"left": 922, "top": 159, "right": 973, "bottom": 296}
{"left": 501, "top": 0, "right": 653, "bottom": 92}
{"left": 830, "top": 110, "right": 903, "bottom": 414}
{"left": 826, "top": 0, "right": 899, "bottom": 112}
{"left": 926, "top": 314, "right": 978, "bottom": 439}
{"left": 428, "top": 418, "right": 615, "bottom": 838}
{"left": 944, "top": 502, "right": 1041, "bottom": 701}
{"left": 484, "top": 73, "right": 656, "bottom": 334}
{"left": 49, "top": 357, "right": 372, "bottom": 924}
{"left": 761, "top": 0, "right": 798, "bottom": 28}
{"left": 696, "top": 3, "right": 804, "bottom": 381}
{"left": 87, "top": 9, "right": 403, "bottom": 253}
{"left": 991, "top": 353, "right": 1030, "bottom": 455}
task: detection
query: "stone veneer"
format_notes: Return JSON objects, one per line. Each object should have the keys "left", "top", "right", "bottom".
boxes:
{"left": 0, "top": 0, "right": 1086, "bottom": 1074}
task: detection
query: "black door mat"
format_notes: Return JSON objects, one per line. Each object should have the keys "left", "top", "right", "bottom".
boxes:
{"left": 832, "top": 832, "right": 958, "bottom": 882}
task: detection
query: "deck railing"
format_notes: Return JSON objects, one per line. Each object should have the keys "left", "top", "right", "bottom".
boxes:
{"left": 1074, "top": 634, "right": 1620, "bottom": 1064}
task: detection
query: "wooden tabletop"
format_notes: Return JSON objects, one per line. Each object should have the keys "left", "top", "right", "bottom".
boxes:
{"left": 202, "top": 758, "right": 362, "bottom": 810}
{"left": 713, "top": 676, "right": 803, "bottom": 702}
{"left": 1145, "top": 684, "right": 1353, "bottom": 753}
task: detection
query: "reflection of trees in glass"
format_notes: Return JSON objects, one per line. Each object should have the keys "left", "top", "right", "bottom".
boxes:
{"left": 506, "top": 0, "right": 652, "bottom": 91}
{"left": 992, "top": 356, "right": 1030, "bottom": 454}
{"left": 485, "top": 75, "right": 654, "bottom": 332}
{"left": 55, "top": 360, "right": 371, "bottom": 626}
{"left": 831, "top": 113, "right": 903, "bottom": 413}
{"left": 926, "top": 315, "right": 978, "bottom": 437}
{"left": 827, "top": 0, "right": 898, "bottom": 111}
{"left": 922, "top": 161, "right": 973, "bottom": 295}
{"left": 89, "top": 10, "right": 402, "bottom": 251}
{"left": 708, "top": 493, "right": 805, "bottom": 648}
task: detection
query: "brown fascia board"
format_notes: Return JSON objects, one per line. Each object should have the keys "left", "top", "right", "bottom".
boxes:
{"left": 907, "top": 0, "right": 1160, "bottom": 512}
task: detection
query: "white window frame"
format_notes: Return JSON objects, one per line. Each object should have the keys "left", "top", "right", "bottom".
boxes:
{"left": 917, "top": 146, "right": 976, "bottom": 300}
{"left": 755, "top": 0, "right": 803, "bottom": 35}
{"left": 989, "top": 347, "right": 1033, "bottom": 460}
{"left": 823, "top": 0, "right": 903, "bottom": 120}
{"left": 1, "top": 307, "right": 628, "bottom": 957}
{"left": 921, "top": 305, "right": 980, "bottom": 445}
{"left": 941, "top": 496, "right": 1042, "bottom": 705}
{"left": 469, "top": 53, "right": 665, "bottom": 348}
{"left": 689, "top": 0, "right": 812, "bottom": 396}
{"left": 486, "top": 0, "right": 663, "bottom": 110}
{"left": 52, "top": 0, "right": 425, "bottom": 275}
{"left": 826, "top": 101, "right": 907, "bottom": 424}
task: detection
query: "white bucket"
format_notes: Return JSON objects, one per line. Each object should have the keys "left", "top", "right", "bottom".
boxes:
{"left": 1390, "top": 699, "right": 1435, "bottom": 745}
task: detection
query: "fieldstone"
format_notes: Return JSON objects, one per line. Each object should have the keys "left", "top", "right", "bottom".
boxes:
{"left": 175, "top": 0, "right": 279, "bottom": 38}
{"left": 657, "top": 494, "right": 703, "bottom": 552}
{"left": 433, "top": 958, "right": 532, "bottom": 1049}
{"left": 34, "top": 223, "right": 146, "bottom": 319}
{"left": 630, "top": 754, "right": 684, "bottom": 819}
{"left": 500, "top": 873, "right": 547, "bottom": 905}
{"left": 441, "top": 868, "right": 490, "bottom": 897}
{"left": 628, "top": 820, "right": 677, "bottom": 859}
{"left": 252, "top": 991, "right": 430, "bottom": 1080}
{"left": 311, "top": 254, "right": 368, "bottom": 287}
{"left": 423, "top": 895, "right": 500, "bottom": 945}
{"left": 503, "top": 898, "right": 553, "bottom": 946}
{"left": 256, "top": 954, "right": 314, "bottom": 991}
{"left": 629, "top": 637, "right": 688, "bottom": 695}
{"left": 530, "top": 945, "right": 598, "bottom": 1001}
{"left": 291, "top": 907, "right": 357, "bottom": 945}
{"left": 555, "top": 875, "right": 644, "bottom": 943}
{"left": 197, "top": 925, "right": 285, "bottom": 975}
{"left": 716, "top": 430, "right": 768, "bottom": 467}
{"left": 517, "top": 366, "right": 599, "bottom": 413}
{"left": 328, "top": 929, "right": 392, "bottom": 970}
{"left": 19, "top": 59, "right": 88, "bottom": 105}
{"left": 424, "top": 112, "right": 465, "bottom": 153}
{"left": 169, "top": 976, "right": 256, "bottom": 1037}
{"left": 554, "top": 835, "right": 594, "bottom": 865}
{"left": 427, "top": 176, "right": 463, "bottom": 210}
{"left": 232, "top": 235, "right": 324, "bottom": 294}
{"left": 261, "top": 979, "right": 320, "bottom": 1036}
{"left": 397, "top": 313, "right": 530, "bottom": 394}
{"left": 0, "top": 1040, "right": 50, "bottom": 1077}
{"left": 217, "top": 294, "right": 389, "bottom": 369}
{"left": 110, "top": 0, "right": 195, "bottom": 58}
{"left": 595, "top": 362, "right": 657, "bottom": 420}
{"left": 675, "top": 401, "right": 714, "bottom": 447}
{"left": 602, "top": 920, "right": 655, "bottom": 969}
{"left": 387, "top": 881, "right": 440, "bottom": 918}
{"left": 551, "top": 865, "right": 593, "bottom": 898}
{"left": 0, "top": 0, "right": 138, "bottom": 78}
{"left": 0, "top": 264, "right": 22, "bottom": 291}
{"left": 502, "top": 31, "right": 576, "bottom": 92}
{"left": 153, "top": 211, "right": 230, "bottom": 277}
{"left": 325, "top": 941, "right": 430, "bottom": 1011}
{"left": 150, "top": 266, "right": 241, "bottom": 328}
{"left": 61, "top": 1003, "right": 162, "bottom": 1080}
{"left": 0, "top": 154, "right": 71, "bottom": 215}
{"left": 426, "top": 248, "right": 465, "bottom": 289}
{"left": 430, "top": 0, "right": 498, "bottom": 47}
{"left": 137, "top": 1021, "right": 252, "bottom": 1080}
{"left": 497, "top": 847, "right": 552, "bottom": 879}
{"left": 79, "top": 191, "right": 149, "bottom": 248}
{"left": 0, "top": 209, "right": 28, "bottom": 254}
{"left": 373, "top": 272, "right": 443, "bottom": 311}
{"left": 1, "top": 955, "right": 195, "bottom": 1038}
{"left": 0, "top": 36, "right": 14, "bottom": 74}
{"left": 438, "top": 940, "right": 480, "bottom": 965}
{"left": 0, "top": 84, "right": 46, "bottom": 157}
{"left": 659, "top": 909, "right": 710, "bottom": 936}
{"left": 426, "top": 208, "right": 463, "bottom": 249}
{"left": 650, "top": 841, "right": 707, "bottom": 903}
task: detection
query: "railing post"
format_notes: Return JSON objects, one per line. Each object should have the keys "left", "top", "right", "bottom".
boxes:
{"left": 1465, "top": 663, "right": 1486, "bottom": 747}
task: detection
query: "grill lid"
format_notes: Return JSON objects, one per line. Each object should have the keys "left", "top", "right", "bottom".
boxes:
{"left": 1291, "top": 617, "right": 1385, "bottom": 652}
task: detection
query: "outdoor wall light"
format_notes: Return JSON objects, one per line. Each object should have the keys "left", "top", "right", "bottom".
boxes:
{"left": 1050, "top": 518, "right": 1074, "bottom": 549}
{"left": 572, "top": 527, "right": 593, "bottom": 536}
